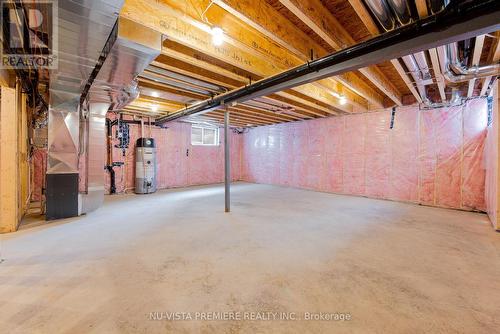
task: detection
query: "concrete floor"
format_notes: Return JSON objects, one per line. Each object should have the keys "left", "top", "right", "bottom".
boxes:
{"left": 1, "top": 182, "right": 500, "bottom": 333}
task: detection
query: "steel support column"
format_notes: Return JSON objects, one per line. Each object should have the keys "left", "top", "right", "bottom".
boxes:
{"left": 224, "top": 109, "right": 230, "bottom": 213}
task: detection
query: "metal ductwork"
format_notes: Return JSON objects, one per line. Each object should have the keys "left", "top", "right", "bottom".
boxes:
{"left": 364, "top": 0, "right": 413, "bottom": 32}
{"left": 402, "top": 53, "right": 431, "bottom": 102}
{"left": 46, "top": 1, "right": 161, "bottom": 220}
{"left": 428, "top": 0, "right": 450, "bottom": 15}
{"left": 440, "top": 42, "right": 500, "bottom": 84}
{"left": 80, "top": 17, "right": 162, "bottom": 214}
{"left": 364, "top": 0, "right": 397, "bottom": 31}
{"left": 47, "top": 0, "right": 124, "bottom": 220}
{"left": 365, "top": 0, "right": 498, "bottom": 105}
{"left": 156, "top": 0, "right": 500, "bottom": 124}
{"left": 364, "top": 0, "right": 437, "bottom": 104}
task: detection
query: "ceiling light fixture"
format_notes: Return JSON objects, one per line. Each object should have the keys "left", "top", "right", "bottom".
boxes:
{"left": 331, "top": 91, "right": 347, "bottom": 104}
{"left": 211, "top": 26, "right": 224, "bottom": 46}
{"left": 151, "top": 91, "right": 159, "bottom": 98}
{"left": 151, "top": 104, "right": 159, "bottom": 112}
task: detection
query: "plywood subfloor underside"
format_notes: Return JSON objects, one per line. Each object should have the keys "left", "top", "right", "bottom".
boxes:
{"left": 1, "top": 183, "right": 500, "bottom": 333}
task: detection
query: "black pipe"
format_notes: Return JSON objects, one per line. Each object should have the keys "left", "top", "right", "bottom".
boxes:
{"left": 156, "top": 0, "right": 499, "bottom": 125}
{"left": 106, "top": 165, "right": 117, "bottom": 194}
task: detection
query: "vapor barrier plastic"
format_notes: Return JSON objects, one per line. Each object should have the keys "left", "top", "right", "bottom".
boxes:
{"left": 241, "top": 99, "right": 488, "bottom": 211}
{"left": 485, "top": 86, "right": 499, "bottom": 229}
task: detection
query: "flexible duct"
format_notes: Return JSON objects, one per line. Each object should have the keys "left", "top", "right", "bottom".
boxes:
{"left": 364, "top": 0, "right": 396, "bottom": 31}
{"left": 364, "top": 0, "right": 432, "bottom": 102}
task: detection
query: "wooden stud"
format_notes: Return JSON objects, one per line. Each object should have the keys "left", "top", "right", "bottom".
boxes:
{"left": 428, "top": 48, "right": 447, "bottom": 102}
{"left": 468, "top": 35, "right": 485, "bottom": 97}
{"left": 0, "top": 86, "right": 19, "bottom": 233}
{"left": 480, "top": 33, "right": 499, "bottom": 96}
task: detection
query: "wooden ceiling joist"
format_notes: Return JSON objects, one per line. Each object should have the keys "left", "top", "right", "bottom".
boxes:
{"left": 412, "top": 1, "right": 447, "bottom": 102}
{"left": 428, "top": 48, "right": 447, "bottom": 102}
{"left": 480, "top": 33, "right": 499, "bottom": 96}
{"left": 277, "top": 0, "right": 402, "bottom": 106}
{"left": 468, "top": 35, "right": 485, "bottom": 97}
{"left": 154, "top": 0, "right": 372, "bottom": 110}
{"left": 203, "top": 113, "right": 250, "bottom": 127}
{"left": 344, "top": 0, "right": 422, "bottom": 104}
{"left": 211, "top": 0, "right": 386, "bottom": 108}
{"left": 122, "top": 0, "right": 354, "bottom": 114}
{"left": 161, "top": 41, "right": 341, "bottom": 117}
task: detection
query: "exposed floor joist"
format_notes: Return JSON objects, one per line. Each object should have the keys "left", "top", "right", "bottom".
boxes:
{"left": 278, "top": 0, "right": 403, "bottom": 106}
{"left": 209, "top": 0, "right": 387, "bottom": 108}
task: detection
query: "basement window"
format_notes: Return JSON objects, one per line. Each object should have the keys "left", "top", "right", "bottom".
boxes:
{"left": 191, "top": 125, "right": 219, "bottom": 146}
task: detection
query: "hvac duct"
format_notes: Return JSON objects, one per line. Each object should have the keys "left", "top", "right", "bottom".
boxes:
{"left": 80, "top": 17, "right": 162, "bottom": 214}
{"left": 46, "top": 0, "right": 161, "bottom": 219}
{"left": 364, "top": 0, "right": 436, "bottom": 104}
{"left": 440, "top": 43, "right": 500, "bottom": 84}
{"left": 364, "top": 0, "right": 396, "bottom": 31}
{"left": 428, "top": 0, "right": 450, "bottom": 14}
{"left": 386, "top": 0, "right": 413, "bottom": 26}
{"left": 402, "top": 54, "right": 430, "bottom": 102}
{"left": 46, "top": 0, "right": 125, "bottom": 220}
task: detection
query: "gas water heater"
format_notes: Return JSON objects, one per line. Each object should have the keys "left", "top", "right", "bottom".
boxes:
{"left": 135, "top": 138, "right": 157, "bottom": 194}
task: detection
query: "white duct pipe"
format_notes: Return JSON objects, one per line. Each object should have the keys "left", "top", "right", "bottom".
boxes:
{"left": 402, "top": 54, "right": 430, "bottom": 102}
{"left": 442, "top": 42, "right": 500, "bottom": 83}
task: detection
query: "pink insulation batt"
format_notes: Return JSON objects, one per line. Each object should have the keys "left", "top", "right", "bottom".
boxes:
{"left": 241, "top": 99, "right": 489, "bottom": 211}
{"left": 30, "top": 98, "right": 493, "bottom": 220}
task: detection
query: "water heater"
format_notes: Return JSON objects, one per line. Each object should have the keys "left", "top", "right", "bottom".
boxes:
{"left": 135, "top": 138, "right": 157, "bottom": 194}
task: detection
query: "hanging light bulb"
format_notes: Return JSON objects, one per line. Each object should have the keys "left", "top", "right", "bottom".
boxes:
{"left": 211, "top": 26, "right": 224, "bottom": 46}
{"left": 151, "top": 104, "right": 159, "bottom": 112}
{"left": 339, "top": 96, "right": 347, "bottom": 105}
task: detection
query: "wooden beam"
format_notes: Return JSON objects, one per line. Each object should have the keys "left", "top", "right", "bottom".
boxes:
{"left": 122, "top": 1, "right": 353, "bottom": 114}
{"left": 346, "top": 0, "right": 422, "bottom": 105}
{"left": 139, "top": 78, "right": 208, "bottom": 101}
{"left": 428, "top": 48, "right": 447, "bottom": 102}
{"left": 468, "top": 35, "right": 485, "bottom": 97}
{"left": 415, "top": 0, "right": 429, "bottom": 18}
{"left": 390, "top": 59, "right": 422, "bottom": 103}
{"left": 161, "top": 42, "right": 344, "bottom": 116}
{"left": 152, "top": 55, "right": 309, "bottom": 120}
{"left": 211, "top": 110, "right": 273, "bottom": 125}
{"left": 347, "top": 0, "right": 379, "bottom": 36}
{"left": 413, "top": 0, "right": 446, "bottom": 102}
{"left": 203, "top": 113, "right": 249, "bottom": 127}
{"left": 277, "top": 0, "right": 402, "bottom": 106}
{"left": 231, "top": 104, "right": 299, "bottom": 122}
{"left": 208, "top": 0, "right": 384, "bottom": 108}
{"left": 0, "top": 86, "right": 19, "bottom": 233}
{"left": 480, "top": 33, "right": 500, "bottom": 96}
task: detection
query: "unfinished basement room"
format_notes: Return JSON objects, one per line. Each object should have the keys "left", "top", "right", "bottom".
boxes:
{"left": 1, "top": 0, "right": 500, "bottom": 333}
